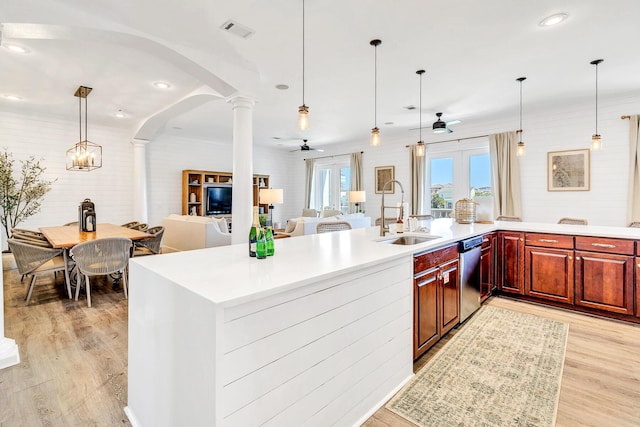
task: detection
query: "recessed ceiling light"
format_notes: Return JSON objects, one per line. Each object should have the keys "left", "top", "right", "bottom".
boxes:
{"left": 5, "top": 95, "right": 22, "bottom": 101}
{"left": 4, "top": 44, "right": 30, "bottom": 54}
{"left": 539, "top": 13, "right": 568, "bottom": 27}
{"left": 114, "top": 110, "right": 127, "bottom": 118}
{"left": 404, "top": 105, "right": 416, "bottom": 110}
{"left": 153, "top": 81, "right": 171, "bottom": 89}
{"left": 275, "top": 84, "right": 289, "bottom": 90}
{"left": 384, "top": 121, "right": 394, "bottom": 125}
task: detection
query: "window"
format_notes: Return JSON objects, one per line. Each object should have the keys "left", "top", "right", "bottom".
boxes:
{"left": 426, "top": 143, "right": 491, "bottom": 218}
{"left": 311, "top": 158, "right": 350, "bottom": 213}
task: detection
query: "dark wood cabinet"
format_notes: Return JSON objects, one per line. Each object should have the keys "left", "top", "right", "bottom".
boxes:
{"left": 636, "top": 257, "right": 640, "bottom": 318}
{"left": 525, "top": 247, "right": 574, "bottom": 304}
{"left": 575, "top": 236, "right": 635, "bottom": 316}
{"left": 480, "top": 233, "right": 496, "bottom": 302}
{"left": 497, "top": 232, "right": 524, "bottom": 294}
{"left": 524, "top": 233, "right": 574, "bottom": 304}
{"left": 413, "top": 244, "right": 459, "bottom": 359}
{"left": 575, "top": 251, "right": 634, "bottom": 315}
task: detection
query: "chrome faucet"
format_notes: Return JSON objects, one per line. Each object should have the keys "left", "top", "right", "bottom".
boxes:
{"left": 380, "top": 179, "right": 405, "bottom": 236}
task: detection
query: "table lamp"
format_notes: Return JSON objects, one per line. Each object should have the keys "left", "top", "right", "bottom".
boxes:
{"left": 259, "top": 188, "right": 284, "bottom": 226}
{"left": 349, "top": 191, "right": 366, "bottom": 213}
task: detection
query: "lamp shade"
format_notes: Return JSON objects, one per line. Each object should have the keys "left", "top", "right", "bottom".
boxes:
{"left": 260, "top": 188, "right": 283, "bottom": 205}
{"left": 349, "top": 191, "right": 366, "bottom": 203}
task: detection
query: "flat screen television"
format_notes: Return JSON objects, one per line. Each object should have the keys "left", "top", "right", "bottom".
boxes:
{"left": 206, "top": 185, "right": 232, "bottom": 215}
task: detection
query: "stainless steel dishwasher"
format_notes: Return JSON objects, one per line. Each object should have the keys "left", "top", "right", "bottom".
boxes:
{"left": 458, "top": 236, "right": 483, "bottom": 323}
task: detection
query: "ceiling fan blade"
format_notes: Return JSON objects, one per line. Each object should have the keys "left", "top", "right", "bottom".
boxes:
{"left": 445, "top": 127, "right": 453, "bottom": 134}
{"left": 446, "top": 119, "right": 461, "bottom": 126}
{"left": 310, "top": 147, "right": 325, "bottom": 152}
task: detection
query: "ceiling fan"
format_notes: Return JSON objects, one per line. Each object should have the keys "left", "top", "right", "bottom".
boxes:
{"left": 290, "top": 139, "right": 324, "bottom": 152}
{"left": 432, "top": 112, "right": 461, "bottom": 134}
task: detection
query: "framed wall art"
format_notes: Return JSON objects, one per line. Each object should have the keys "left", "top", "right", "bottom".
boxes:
{"left": 547, "top": 149, "right": 590, "bottom": 191}
{"left": 375, "top": 166, "right": 395, "bottom": 194}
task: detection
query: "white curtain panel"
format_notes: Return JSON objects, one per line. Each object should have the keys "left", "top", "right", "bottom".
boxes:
{"left": 489, "top": 131, "right": 522, "bottom": 218}
{"left": 627, "top": 115, "right": 640, "bottom": 224}
{"left": 410, "top": 145, "right": 425, "bottom": 215}
{"left": 304, "top": 158, "right": 314, "bottom": 209}
{"left": 350, "top": 152, "right": 363, "bottom": 213}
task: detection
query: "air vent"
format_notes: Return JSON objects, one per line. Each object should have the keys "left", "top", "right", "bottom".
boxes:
{"left": 220, "top": 20, "right": 255, "bottom": 38}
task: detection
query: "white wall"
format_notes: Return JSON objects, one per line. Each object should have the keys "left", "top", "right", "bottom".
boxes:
{"left": 289, "top": 91, "right": 639, "bottom": 227}
{"left": 0, "top": 111, "right": 134, "bottom": 237}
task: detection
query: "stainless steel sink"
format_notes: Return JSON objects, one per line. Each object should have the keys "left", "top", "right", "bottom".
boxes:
{"left": 379, "top": 235, "right": 441, "bottom": 245}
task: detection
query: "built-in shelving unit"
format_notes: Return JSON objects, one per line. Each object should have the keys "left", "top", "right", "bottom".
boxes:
{"left": 182, "top": 170, "right": 269, "bottom": 216}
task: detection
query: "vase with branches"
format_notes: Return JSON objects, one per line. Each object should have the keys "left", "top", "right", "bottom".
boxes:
{"left": 0, "top": 149, "right": 55, "bottom": 240}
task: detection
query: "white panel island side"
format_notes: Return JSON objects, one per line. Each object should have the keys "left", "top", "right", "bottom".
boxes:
{"left": 124, "top": 226, "right": 461, "bottom": 427}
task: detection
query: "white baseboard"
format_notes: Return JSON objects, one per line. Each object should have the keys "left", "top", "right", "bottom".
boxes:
{"left": 352, "top": 372, "right": 414, "bottom": 426}
{"left": 124, "top": 406, "right": 141, "bottom": 427}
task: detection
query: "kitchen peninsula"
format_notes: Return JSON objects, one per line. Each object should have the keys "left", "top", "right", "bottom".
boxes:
{"left": 125, "top": 219, "right": 640, "bottom": 426}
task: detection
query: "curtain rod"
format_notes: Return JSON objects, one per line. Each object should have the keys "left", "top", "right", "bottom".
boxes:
{"left": 303, "top": 151, "right": 363, "bottom": 161}
{"left": 405, "top": 134, "right": 490, "bottom": 148}
{"left": 621, "top": 115, "right": 631, "bottom": 119}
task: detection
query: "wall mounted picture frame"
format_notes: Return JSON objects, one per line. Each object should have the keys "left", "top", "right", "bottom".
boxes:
{"left": 547, "top": 149, "right": 590, "bottom": 191}
{"left": 375, "top": 166, "right": 395, "bottom": 194}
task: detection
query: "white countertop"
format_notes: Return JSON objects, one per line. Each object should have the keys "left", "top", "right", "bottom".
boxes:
{"left": 131, "top": 219, "right": 640, "bottom": 307}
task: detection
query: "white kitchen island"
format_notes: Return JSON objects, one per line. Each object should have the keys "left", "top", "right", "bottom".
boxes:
{"left": 123, "top": 219, "right": 507, "bottom": 427}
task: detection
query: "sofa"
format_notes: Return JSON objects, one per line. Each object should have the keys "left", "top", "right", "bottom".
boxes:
{"left": 162, "top": 214, "right": 231, "bottom": 252}
{"left": 281, "top": 213, "right": 372, "bottom": 237}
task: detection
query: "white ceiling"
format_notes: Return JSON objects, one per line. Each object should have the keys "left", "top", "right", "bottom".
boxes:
{"left": 1, "top": 0, "right": 639, "bottom": 151}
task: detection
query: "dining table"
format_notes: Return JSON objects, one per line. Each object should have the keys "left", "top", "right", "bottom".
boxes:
{"left": 39, "top": 223, "right": 152, "bottom": 298}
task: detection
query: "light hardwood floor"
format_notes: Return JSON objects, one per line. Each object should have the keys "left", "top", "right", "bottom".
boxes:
{"left": 1, "top": 255, "right": 639, "bottom": 426}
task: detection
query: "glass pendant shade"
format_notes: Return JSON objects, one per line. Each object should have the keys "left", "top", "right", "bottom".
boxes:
{"left": 370, "top": 127, "right": 380, "bottom": 147}
{"left": 66, "top": 86, "right": 102, "bottom": 171}
{"left": 516, "top": 77, "right": 526, "bottom": 157}
{"left": 590, "top": 59, "right": 603, "bottom": 151}
{"left": 298, "top": 104, "right": 309, "bottom": 131}
{"left": 416, "top": 142, "right": 425, "bottom": 157}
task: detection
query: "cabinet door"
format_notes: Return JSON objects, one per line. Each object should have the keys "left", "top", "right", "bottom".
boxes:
{"left": 636, "top": 258, "right": 640, "bottom": 318}
{"left": 480, "top": 234, "right": 494, "bottom": 302}
{"left": 525, "top": 247, "right": 574, "bottom": 304}
{"left": 575, "top": 251, "right": 634, "bottom": 315}
{"left": 439, "top": 258, "right": 460, "bottom": 336}
{"left": 498, "top": 232, "right": 524, "bottom": 294}
{"left": 414, "top": 268, "right": 439, "bottom": 359}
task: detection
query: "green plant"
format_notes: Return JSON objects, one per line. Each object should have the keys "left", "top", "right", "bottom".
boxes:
{"left": 259, "top": 214, "right": 268, "bottom": 227}
{"left": 0, "top": 149, "right": 55, "bottom": 239}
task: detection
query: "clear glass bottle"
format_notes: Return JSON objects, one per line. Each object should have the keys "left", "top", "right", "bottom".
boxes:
{"left": 256, "top": 226, "right": 267, "bottom": 259}
{"left": 249, "top": 206, "right": 259, "bottom": 257}
{"left": 265, "top": 226, "right": 275, "bottom": 256}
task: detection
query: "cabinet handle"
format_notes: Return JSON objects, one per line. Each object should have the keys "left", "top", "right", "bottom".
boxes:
{"left": 482, "top": 238, "right": 489, "bottom": 243}
{"left": 539, "top": 239, "right": 558, "bottom": 243}
{"left": 569, "top": 256, "right": 573, "bottom": 260}
{"left": 520, "top": 238, "right": 524, "bottom": 242}
{"left": 576, "top": 256, "right": 580, "bottom": 261}
{"left": 591, "top": 243, "right": 615, "bottom": 248}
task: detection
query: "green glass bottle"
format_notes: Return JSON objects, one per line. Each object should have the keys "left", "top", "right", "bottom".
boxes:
{"left": 256, "top": 227, "right": 267, "bottom": 259}
{"left": 265, "top": 226, "right": 275, "bottom": 256}
{"left": 249, "top": 206, "right": 259, "bottom": 257}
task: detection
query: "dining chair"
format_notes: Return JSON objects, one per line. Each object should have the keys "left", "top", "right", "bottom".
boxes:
{"left": 11, "top": 228, "right": 53, "bottom": 248}
{"left": 8, "top": 238, "right": 71, "bottom": 304}
{"left": 121, "top": 221, "right": 141, "bottom": 228}
{"left": 129, "top": 223, "right": 148, "bottom": 231}
{"left": 558, "top": 217, "right": 588, "bottom": 225}
{"left": 496, "top": 216, "right": 522, "bottom": 222}
{"left": 375, "top": 217, "right": 397, "bottom": 226}
{"left": 629, "top": 221, "right": 640, "bottom": 228}
{"left": 316, "top": 221, "right": 352, "bottom": 234}
{"left": 70, "top": 237, "right": 132, "bottom": 307}
{"left": 133, "top": 226, "right": 165, "bottom": 256}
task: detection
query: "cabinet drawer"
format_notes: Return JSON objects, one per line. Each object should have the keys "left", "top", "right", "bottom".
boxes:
{"left": 575, "top": 236, "right": 634, "bottom": 255}
{"left": 414, "top": 244, "right": 458, "bottom": 274}
{"left": 525, "top": 233, "right": 574, "bottom": 249}
{"left": 481, "top": 233, "right": 494, "bottom": 248}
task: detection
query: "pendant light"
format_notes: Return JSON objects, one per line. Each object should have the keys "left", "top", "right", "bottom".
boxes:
{"left": 66, "top": 86, "right": 102, "bottom": 171}
{"left": 370, "top": 39, "right": 382, "bottom": 147}
{"left": 590, "top": 59, "right": 604, "bottom": 151}
{"left": 516, "top": 77, "right": 526, "bottom": 157}
{"left": 416, "top": 69, "right": 425, "bottom": 157}
{"left": 297, "top": 0, "right": 309, "bottom": 131}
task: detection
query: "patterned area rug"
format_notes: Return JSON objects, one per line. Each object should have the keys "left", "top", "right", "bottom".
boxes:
{"left": 387, "top": 306, "right": 568, "bottom": 427}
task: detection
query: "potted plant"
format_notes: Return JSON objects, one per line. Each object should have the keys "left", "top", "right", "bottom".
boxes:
{"left": 0, "top": 149, "right": 55, "bottom": 242}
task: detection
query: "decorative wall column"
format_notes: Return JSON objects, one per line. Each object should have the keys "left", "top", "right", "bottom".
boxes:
{"left": 227, "top": 95, "right": 255, "bottom": 245}
{"left": 0, "top": 233, "right": 20, "bottom": 370}
{"left": 131, "top": 139, "right": 149, "bottom": 223}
